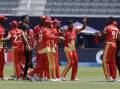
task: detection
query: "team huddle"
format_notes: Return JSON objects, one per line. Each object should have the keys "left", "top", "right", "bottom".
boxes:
{"left": 0, "top": 15, "right": 120, "bottom": 82}
{"left": 0, "top": 15, "right": 87, "bottom": 81}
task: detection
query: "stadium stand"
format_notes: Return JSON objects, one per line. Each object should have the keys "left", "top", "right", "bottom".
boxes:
{"left": 44, "top": 0, "right": 120, "bottom": 17}
{"left": 0, "top": 0, "right": 120, "bottom": 17}
{"left": 15, "top": 0, "right": 46, "bottom": 16}
{"left": 0, "top": 0, "right": 19, "bottom": 15}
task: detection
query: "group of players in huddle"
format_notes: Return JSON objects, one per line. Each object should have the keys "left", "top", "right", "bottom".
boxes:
{"left": 0, "top": 15, "right": 120, "bottom": 82}
{"left": 0, "top": 15, "right": 87, "bottom": 81}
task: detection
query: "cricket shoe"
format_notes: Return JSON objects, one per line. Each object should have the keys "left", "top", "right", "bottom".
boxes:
{"left": 8, "top": 75, "right": 17, "bottom": 80}
{"left": 49, "top": 78, "right": 60, "bottom": 82}
{"left": 117, "top": 77, "right": 120, "bottom": 82}
{"left": 71, "top": 78, "right": 80, "bottom": 81}
{"left": 117, "top": 78, "right": 120, "bottom": 82}
{"left": 75, "top": 78, "right": 80, "bottom": 81}
{"left": 40, "top": 77, "right": 48, "bottom": 81}
{"left": 27, "top": 75, "right": 36, "bottom": 82}
{"left": 61, "top": 77, "right": 67, "bottom": 81}
{"left": 34, "top": 74, "right": 40, "bottom": 81}
{"left": 38, "top": 78, "right": 45, "bottom": 81}
{"left": 54, "top": 78, "right": 62, "bottom": 82}
{"left": 106, "top": 77, "right": 115, "bottom": 82}
{"left": 44, "top": 77, "right": 48, "bottom": 81}
{"left": 56, "top": 78, "right": 62, "bottom": 82}
{"left": 22, "top": 76, "right": 30, "bottom": 80}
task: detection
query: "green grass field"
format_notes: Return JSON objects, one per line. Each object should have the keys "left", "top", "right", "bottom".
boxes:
{"left": 0, "top": 66, "right": 120, "bottom": 89}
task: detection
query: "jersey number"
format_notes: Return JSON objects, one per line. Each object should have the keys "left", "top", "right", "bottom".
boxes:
{"left": 13, "top": 35, "right": 22, "bottom": 43}
{"left": 112, "top": 30, "right": 118, "bottom": 39}
{"left": 38, "top": 33, "right": 43, "bottom": 42}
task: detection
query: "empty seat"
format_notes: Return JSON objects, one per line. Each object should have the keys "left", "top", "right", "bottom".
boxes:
{"left": 45, "top": 0, "right": 120, "bottom": 16}
{"left": 0, "top": 0, "right": 20, "bottom": 15}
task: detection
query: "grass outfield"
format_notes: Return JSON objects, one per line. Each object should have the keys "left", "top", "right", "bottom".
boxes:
{"left": 0, "top": 66, "right": 120, "bottom": 89}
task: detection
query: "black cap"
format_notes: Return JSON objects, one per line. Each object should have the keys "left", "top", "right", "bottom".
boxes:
{"left": 106, "top": 17, "right": 115, "bottom": 26}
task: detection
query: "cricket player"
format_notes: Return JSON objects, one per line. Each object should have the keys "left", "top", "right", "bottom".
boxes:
{"left": 33, "top": 16, "right": 47, "bottom": 80}
{"left": 61, "top": 17, "right": 87, "bottom": 81}
{"left": 102, "top": 17, "right": 119, "bottom": 81}
{"left": 0, "top": 20, "right": 30, "bottom": 79}
{"left": 33, "top": 16, "right": 46, "bottom": 64}
{"left": 0, "top": 16, "right": 7, "bottom": 80}
{"left": 19, "top": 15, "right": 34, "bottom": 79}
{"left": 28, "top": 18, "right": 64, "bottom": 81}
{"left": 50, "top": 19, "right": 61, "bottom": 79}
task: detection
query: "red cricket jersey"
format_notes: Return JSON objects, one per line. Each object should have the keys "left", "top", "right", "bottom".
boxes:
{"left": 8, "top": 28, "right": 25, "bottom": 47}
{"left": 37, "top": 27, "right": 59, "bottom": 51}
{"left": 37, "top": 27, "right": 51, "bottom": 50}
{"left": 104, "top": 24, "right": 119, "bottom": 43}
{"left": 50, "top": 28, "right": 59, "bottom": 47}
{"left": 0, "top": 25, "right": 4, "bottom": 39}
{"left": 0, "top": 25, "right": 4, "bottom": 48}
{"left": 63, "top": 29, "right": 77, "bottom": 47}
{"left": 33, "top": 25, "right": 42, "bottom": 42}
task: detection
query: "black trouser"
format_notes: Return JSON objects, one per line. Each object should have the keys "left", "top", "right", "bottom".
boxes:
{"left": 116, "top": 49, "right": 120, "bottom": 76}
{"left": 23, "top": 49, "right": 33, "bottom": 78}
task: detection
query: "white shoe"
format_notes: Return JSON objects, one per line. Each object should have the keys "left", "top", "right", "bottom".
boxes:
{"left": 8, "top": 76, "right": 17, "bottom": 80}
{"left": 34, "top": 74, "right": 40, "bottom": 81}
{"left": 44, "top": 77, "right": 48, "bottom": 81}
{"left": 35, "top": 77, "right": 40, "bottom": 81}
{"left": 61, "top": 77, "right": 67, "bottom": 81}
{"left": 50, "top": 79, "right": 55, "bottom": 81}
{"left": 117, "top": 78, "right": 120, "bottom": 82}
{"left": 74, "top": 78, "right": 80, "bottom": 81}
{"left": 106, "top": 77, "right": 115, "bottom": 82}
{"left": 38, "top": 77, "right": 48, "bottom": 81}
{"left": 39, "top": 77, "right": 48, "bottom": 81}
{"left": 50, "top": 79, "right": 58, "bottom": 82}
{"left": 28, "top": 76, "right": 36, "bottom": 82}
{"left": 56, "top": 78, "right": 62, "bottom": 82}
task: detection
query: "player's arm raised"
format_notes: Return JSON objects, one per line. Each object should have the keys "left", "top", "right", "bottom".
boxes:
{"left": 77, "top": 16, "right": 87, "bottom": 34}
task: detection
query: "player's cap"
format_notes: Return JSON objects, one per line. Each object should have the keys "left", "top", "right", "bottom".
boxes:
{"left": 44, "top": 19, "right": 52, "bottom": 24}
{"left": 46, "top": 16, "right": 52, "bottom": 21}
{"left": 113, "top": 21, "right": 117, "bottom": 26}
{"left": 0, "top": 16, "right": 7, "bottom": 21}
{"left": 40, "top": 16, "right": 47, "bottom": 20}
{"left": 10, "top": 20, "right": 19, "bottom": 27}
{"left": 52, "top": 19, "right": 61, "bottom": 26}
{"left": 106, "top": 17, "right": 115, "bottom": 25}
{"left": 52, "top": 19, "right": 61, "bottom": 24}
